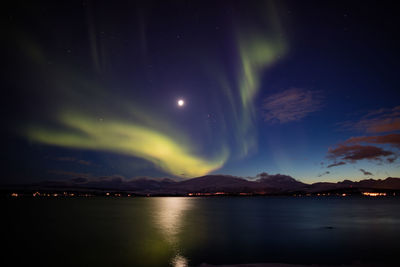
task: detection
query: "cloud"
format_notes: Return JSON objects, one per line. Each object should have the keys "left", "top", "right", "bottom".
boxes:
{"left": 327, "top": 133, "right": 400, "bottom": 166}
{"left": 256, "top": 172, "right": 295, "bottom": 180}
{"left": 56, "top": 157, "right": 92, "bottom": 165}
{"left": 340, "top": 106, "right": 400, "bottom": 133}
{"left": 327, "top": 161, "right": 346, "bottom": 168}
{"left": 328, "top": 144, "right": 394, "bottom": 162}
{"left": 262, "top": 88, "right": 322, "bottom": 124}
{"left": 48, "top": 170, "right": 93, "bottom": 178}
{"left": 359, "top": 169, "right": 373, "bottom": 176}
{"left": 344, "top": 133, "right": 400, "bottom": 148}
{"left": 318, "top": 171, "right": 330, "bottom": 177}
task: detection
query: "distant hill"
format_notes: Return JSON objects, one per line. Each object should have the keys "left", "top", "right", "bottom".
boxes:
{"left": 303, "top": 177, "right": 400, "bottom": 193}
{"left": 256, "top": 173, "right": 307, "bottom": 191}
{"left": 2, "top": 175, "right": 400, "bottom": 196}
{"left": 167, "top": 175, "right": 255, "bottom": 193}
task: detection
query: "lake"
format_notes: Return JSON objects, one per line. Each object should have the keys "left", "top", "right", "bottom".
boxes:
{"left": 4, "top": 197, "right": 400, "bottom": 266}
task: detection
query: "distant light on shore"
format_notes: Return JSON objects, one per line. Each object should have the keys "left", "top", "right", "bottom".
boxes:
{"left": 362, "top": 192, "right": 387, "bottom": 196}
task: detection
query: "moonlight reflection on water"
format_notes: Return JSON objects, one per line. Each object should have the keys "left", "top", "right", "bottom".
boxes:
{"left": 154, "top": 197, "right": 193, "bottom": 266}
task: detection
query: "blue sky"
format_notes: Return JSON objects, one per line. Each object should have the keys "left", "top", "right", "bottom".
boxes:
{"left": 3, "top": 0, "right": 399, "bottom": 184}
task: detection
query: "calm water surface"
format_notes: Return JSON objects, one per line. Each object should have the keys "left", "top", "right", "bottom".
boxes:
{"left": 4, "top": 197, "right": 400, "bottom": 266}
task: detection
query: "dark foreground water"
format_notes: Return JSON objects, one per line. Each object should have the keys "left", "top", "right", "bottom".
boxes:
{"left": 4, "top": 197, "right": 400, "bottom": 266}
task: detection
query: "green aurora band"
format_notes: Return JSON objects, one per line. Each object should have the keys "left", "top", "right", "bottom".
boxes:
{"left": 22, "top": 1, "right": 287, "bottom": 177}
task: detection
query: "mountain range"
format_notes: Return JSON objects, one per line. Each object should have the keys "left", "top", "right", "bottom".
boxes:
{"left": 3, "top": 174, "right": 400, "bottom": 196}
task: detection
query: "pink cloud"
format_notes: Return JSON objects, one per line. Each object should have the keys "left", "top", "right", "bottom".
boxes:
{"left": 262, "top": 88, "right": 322, "bottom": 124}
{"left": 328, "top": 144, "right": 394, "bottom": 162}
{"left": 327, "top": 133, "right": 399, "bottom": 166}
{"left": 341, "top": 106, "right": 400, "bottom": 133}
{"left": 345, "top": 133, "right": 400, "bottom": 148}
{"left": 360, "top": 169, "right": 373, "bottom": 176}
{"left": 327, "top": 161, "right": 346, "bottom": 168}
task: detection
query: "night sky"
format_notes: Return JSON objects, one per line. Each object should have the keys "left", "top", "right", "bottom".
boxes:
{"left": 3, "top": 0, "right": 400, "bottom": 184}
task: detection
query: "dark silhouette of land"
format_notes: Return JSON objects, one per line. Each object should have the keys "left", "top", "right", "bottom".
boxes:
{"left": 2, "top": 174, "right": 400, "bottom": 197}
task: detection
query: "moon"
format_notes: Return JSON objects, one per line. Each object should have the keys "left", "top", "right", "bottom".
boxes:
{"left": 177, "top": 99, "right": 184, "bottom": 107}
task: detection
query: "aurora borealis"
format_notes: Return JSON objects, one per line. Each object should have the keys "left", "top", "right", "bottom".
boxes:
{"left": 3, "top": 0, "right": 400, "bottom": 183}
